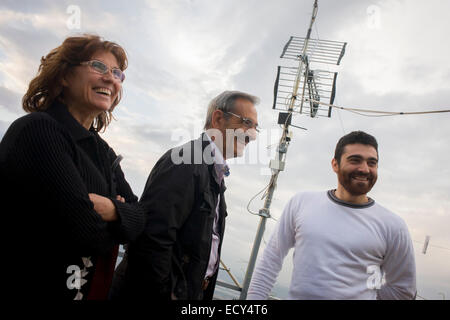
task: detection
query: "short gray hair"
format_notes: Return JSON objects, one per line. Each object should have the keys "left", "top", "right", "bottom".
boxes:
{"left": 204, "top": 90, "right": 260, "bottom": 130}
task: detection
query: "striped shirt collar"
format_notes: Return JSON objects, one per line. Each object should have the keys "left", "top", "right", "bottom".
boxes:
{"left": 327, "top": 189, "right": 375, "bottom": 209}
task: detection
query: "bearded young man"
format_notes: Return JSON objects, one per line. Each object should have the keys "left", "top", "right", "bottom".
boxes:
{"left": 247, "top": 131, "right": 417, "bottom": 300}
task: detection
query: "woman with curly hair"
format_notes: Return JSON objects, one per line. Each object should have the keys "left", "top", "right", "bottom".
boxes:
{"left": 0, "top": 34, "right": 145, "bottom": 300}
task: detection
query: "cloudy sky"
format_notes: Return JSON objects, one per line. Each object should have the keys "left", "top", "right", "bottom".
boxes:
{"left": 1, "top": 0, "right": 449, "bottom": 300}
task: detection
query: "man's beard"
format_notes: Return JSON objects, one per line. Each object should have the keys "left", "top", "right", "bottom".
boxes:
{"left": 337, "top": 169, "right": 377, "bottom": 196}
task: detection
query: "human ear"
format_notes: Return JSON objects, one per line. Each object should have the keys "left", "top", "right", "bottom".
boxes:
{"left": 211, "top": 109, "right": 224, "bottom": 129}
{"left": 61, "top": 73, "right": 70, "bottom": 87}
{"left": 61, "top": 68, "right": 75, "bottom": 88}
{"left": 331, "top": 158, "right": 339, "bottom": 173}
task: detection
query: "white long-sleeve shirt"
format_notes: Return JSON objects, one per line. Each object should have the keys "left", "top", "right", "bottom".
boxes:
{"left": 247, "top": 190, "right": 416, "bottom": 300}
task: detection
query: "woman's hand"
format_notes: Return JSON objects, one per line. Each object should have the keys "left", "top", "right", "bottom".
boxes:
{"left": 89, "top": 193, "right": 125, "bottom": 221}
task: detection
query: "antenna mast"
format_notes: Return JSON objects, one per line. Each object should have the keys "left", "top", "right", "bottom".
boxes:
{"left": 239, "top": 0, "right": 346, "bottom": 299}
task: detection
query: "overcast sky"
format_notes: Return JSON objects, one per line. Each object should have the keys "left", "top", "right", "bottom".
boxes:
{"left": 1, "top": 0, "right": 449, "bottom": 300}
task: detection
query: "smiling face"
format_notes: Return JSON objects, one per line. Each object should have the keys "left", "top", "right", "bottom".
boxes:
{"left": 332, "top": 143, "right": 379, "bottom": 200}
{"left": 62, "top": 50, "right": 122, "bottom": 116}
{"left": 221, "top": 98, "right": 258, "bottom": 159}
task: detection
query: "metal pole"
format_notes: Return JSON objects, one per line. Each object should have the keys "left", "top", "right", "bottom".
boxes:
{"left": 220, "top": 260, "right": 242, "bottom": 289}
{"left": 239, "top": 216, "right": 268, "bottom": 299}
{"left": 239, "top": 2, "right": 319, "bottom": 300}
{"left": 239, "top": 171, "right": 279, "bottom": 299}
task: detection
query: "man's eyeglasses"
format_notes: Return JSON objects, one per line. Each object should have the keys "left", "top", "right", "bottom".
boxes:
{"left": 80, "top": 60, "right": 125, "bottom": 83}
{"left": 224, "top": 111, "right": 259, "bottom": 132}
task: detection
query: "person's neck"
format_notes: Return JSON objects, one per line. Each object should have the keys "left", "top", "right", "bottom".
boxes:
{"left": 205, "top": 129, "right": 227, "bottom": 160}
{"left": 334, "top": 186, "right": 369, "bottom": 204}
{"left": 66, "top": 103, "right": 98, "bottom": 130}
{"left": 210, "top": 136, "right": 227, "bottom": 161}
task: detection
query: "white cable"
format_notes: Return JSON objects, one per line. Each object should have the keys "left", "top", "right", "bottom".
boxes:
{"left": 246, "top": 182, "right": 271, "bottom": 215}
{"left": 308, "top": 99, "right": 450, "bottom": 117}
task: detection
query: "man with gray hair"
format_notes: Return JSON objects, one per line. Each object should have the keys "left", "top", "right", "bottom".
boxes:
{"left": 110, "top": 91, "right": 259, "bottom": 300}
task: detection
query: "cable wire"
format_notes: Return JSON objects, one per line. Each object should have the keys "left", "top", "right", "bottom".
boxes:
{"left": 307, "top": 99, "right": 450, "bottom": 117}
{"left": 246, "top": 181, "right": 272, "bottom": 215}
{"left": 412, "top": 240, "right": 450, "bottom": 252}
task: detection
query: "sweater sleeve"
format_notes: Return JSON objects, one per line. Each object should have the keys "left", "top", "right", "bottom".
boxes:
{"left": 105, "top": 148, "right": 145, "bottom": 243}
{"left": 12, "top": 118, "right": 116, "bottom": 255}
{"left": 377, "top": 223, "right": 417, "bottom": 300}
{"left": 247, "top": 196, "right": 297, "bottom": 300}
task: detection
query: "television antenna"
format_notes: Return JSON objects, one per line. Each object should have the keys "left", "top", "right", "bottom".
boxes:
{"left": 239, "top": 0, "right": 347, "bottom": 299}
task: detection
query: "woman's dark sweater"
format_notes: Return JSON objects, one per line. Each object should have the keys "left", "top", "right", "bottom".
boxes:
{"left": 0, "top": 101, "right": 145, "bottom": 300}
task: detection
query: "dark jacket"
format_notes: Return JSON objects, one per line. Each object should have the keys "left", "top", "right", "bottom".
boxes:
{"left": 0, "top": 102, "right": 145, "bottom": 300}
{"left": 111, "top": 134, "right": 227, "bottom": 300}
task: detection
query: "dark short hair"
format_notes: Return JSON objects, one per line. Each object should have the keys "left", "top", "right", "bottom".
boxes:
{"left": 334, "top": 131, "right": 378, "bottom": 164}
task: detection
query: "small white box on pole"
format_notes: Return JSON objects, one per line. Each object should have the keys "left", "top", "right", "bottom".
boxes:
{"left": 269, "top": 159, "right": 285, "bottom": 171}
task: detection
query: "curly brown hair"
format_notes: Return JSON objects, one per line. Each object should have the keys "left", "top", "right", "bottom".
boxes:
{"left": 22, "top": 34, "right": 128, "bottom": 132}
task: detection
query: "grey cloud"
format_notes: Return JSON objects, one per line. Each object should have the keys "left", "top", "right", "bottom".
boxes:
{"left": 1, "top": 0, "right": 449, "bottom": 299}
{"left": 128, "top": 124, "right": 175, "bottom": 150}
{"left": 0, "top": 86, "right": 22, "bottom": 113}
{"left": 0, "top": 19, "right": 61, "bottom": 60}
{"left": 0, "top": 0, "right": 51, "bottom": 13}
{"left": 0, "top": 120, "right": 11, "bottom": 140}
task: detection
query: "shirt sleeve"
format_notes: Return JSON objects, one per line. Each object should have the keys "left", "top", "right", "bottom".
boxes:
{"left": 247, "top": 196, "right": 298, "bottom": 300}
{"left": 377, "top": 223, "right": 417, "bottom": 300}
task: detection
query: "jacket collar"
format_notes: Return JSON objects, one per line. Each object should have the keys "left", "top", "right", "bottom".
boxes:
{"left": 201, "top": 133, "right": 230, "bottom": 186}
{"left": 45, "top": 100, "right": 96, "bottom": 142}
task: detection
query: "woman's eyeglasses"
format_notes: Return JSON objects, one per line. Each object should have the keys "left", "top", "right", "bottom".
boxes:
{"left": 80, "top": 60, "right": 125, "bottom": 83}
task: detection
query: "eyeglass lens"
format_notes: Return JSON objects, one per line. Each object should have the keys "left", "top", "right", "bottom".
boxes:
{"left": 90, "top": 60, "right": 125, "bottom": 82}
